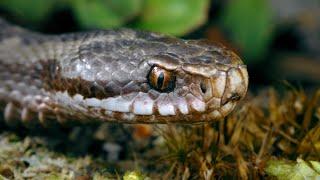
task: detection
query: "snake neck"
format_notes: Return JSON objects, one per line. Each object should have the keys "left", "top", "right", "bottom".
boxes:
{"left": 0, "top": 19, "right": 69, "bottom": 127}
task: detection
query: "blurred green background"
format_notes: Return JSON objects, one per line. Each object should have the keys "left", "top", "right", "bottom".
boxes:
{"left": 0, "top": 0, "right": 319, "bottom": 87}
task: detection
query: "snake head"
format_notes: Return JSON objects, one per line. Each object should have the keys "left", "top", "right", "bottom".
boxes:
{"left": 143, "top": 41, "right": 248, "bottom": 122}
{"left": 44, "top": 29, "right": 248, "bottom": 124}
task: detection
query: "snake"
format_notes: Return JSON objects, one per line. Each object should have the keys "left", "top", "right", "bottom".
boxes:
{"left": 0, "top": 18, "right": 248, "bottom": 127}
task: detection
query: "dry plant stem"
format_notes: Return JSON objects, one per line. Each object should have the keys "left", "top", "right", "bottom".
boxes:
{"left": 297, "top": 124, "right": 320, "bottom": 158}
{"left": 234, "top": 147, "right": 248, "bottom": 179}
{"left": 257, "top": 126, "right": 274, "bottom": 161}
{"left": 302, "top": 90, "right": 320, "bottom": 130}
{"left": 218, "top": 118, "right": 225, "bottom": 146}
{"left": 163, "top": 161, "right": 178, "bottom": 179}
{"left": 228, "top": 107, "right": 249, "bottom": 146}
{"left": 260, "top": 125, "right": 299, "bottom": 144}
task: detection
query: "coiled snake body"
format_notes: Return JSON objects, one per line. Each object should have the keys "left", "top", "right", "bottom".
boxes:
{"left": 0, "top": 18, "right": 248, "bottom": 127}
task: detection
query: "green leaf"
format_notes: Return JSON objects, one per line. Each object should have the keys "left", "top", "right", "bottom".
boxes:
{"left": 71, "top": 0, "right": 143, "bottom": 29}
{"left": 220, "top": 0, "right": 274, "bottom": 63}
{"left": 265, "top": 158, "right": 320, "bottom": 180}
{"left": 135, "top": 0, "right": 210, "bottom": 36}
{"left": 0, "top": 0, "right": 56, "bottom": 23}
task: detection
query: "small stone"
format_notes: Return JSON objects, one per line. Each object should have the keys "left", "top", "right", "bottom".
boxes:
{"left": 103, "top": 143, "right": 122, "bottom": 162}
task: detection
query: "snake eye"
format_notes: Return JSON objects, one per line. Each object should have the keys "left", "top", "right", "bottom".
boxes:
{"left": 148, "top": 66, "right": 175, "bottom": 92}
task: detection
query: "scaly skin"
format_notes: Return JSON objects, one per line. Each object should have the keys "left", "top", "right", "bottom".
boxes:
{"left": 0, "top": 18, "right": 248, "bottom": 127}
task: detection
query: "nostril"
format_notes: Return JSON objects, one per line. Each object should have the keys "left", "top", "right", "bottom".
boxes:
{"left": 221, "top": 93, "right": 241, "bottom": 105}
{"left": 230, "top": 93, "right": 241, "bottom": 101}
{"left": 200, "top": 82, "right": 207, "bottom": 94}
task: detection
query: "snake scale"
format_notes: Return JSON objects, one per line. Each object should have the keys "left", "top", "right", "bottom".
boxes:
{"left": 0, "top": 18, "right": 248, "bottom": 127}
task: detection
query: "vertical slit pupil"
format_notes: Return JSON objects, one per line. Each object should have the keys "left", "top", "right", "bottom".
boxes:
{"left": 157, "top": 72, "right": 164, "bottom": 90}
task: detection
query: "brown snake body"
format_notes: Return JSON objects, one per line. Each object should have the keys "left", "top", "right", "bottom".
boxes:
{"left": 0, "top": 18, "right": 248, "bottom": 127}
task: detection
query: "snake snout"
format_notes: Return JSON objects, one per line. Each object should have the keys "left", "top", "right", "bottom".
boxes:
{"left": 221, "top": 65, "right": 248, "bottom": 106}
